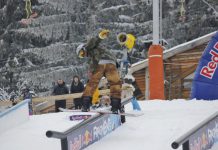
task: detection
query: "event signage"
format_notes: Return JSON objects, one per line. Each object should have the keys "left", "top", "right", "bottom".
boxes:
{"left": 188, "top": 117, "right": 218, "bottom": 150}
{"left": 191, "top": 32, "right": 218, "bottom": 100}
{"left": 67, "top": 114, "right": 121, "bottom": 150}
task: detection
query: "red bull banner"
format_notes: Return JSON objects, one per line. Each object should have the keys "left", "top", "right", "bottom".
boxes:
{"left": 188, "top": 116, "right": 218, "bottom": 150}
{"left": 67, "top": 114, "right": 121, "bottom": 150}
{"left": 191, "top": 31, "right": 218, "bottom": 100}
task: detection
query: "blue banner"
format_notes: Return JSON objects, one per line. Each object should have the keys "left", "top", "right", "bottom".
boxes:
{"left": 188, "top": 116, "right": 218, "bottom": 150}
{"left": 66, "top": 114, "right": 121, "bottom": 150}
{"left": 191, "top": 31, "right": 218, "bottom": 100}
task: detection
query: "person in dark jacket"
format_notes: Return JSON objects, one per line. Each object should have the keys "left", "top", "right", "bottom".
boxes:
{"left": 70, "top": 75, "right": 84, "bottom": 109}
{"left": 52, "top": 79, "right": 69, "bottom": 112}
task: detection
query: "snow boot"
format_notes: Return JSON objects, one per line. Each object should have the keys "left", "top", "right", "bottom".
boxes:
{"left": 110, "top": 98, "right": 121, "bottom": 114}
{"left": 111, "top": 98, "right": 125, "bottom": 123}
{"left": 120, "top": 105, "right": 126, "bottom": 123}
{"left": 81, "top": 96, "right": 92, "bottom": 112}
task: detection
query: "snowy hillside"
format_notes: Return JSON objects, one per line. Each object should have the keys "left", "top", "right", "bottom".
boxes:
{"left": 0, "top": 0, "right": 217, "bottom": 96}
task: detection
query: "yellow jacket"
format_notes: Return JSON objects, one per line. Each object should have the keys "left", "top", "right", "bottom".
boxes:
{"left": 92, "top": 88, "right": 100, "bottom": 104}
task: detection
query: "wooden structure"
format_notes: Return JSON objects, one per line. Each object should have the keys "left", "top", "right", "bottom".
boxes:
{"left": 32, "top": 89, "right": 110, "bottom": 114}
{"left": 130, "top": 31, "right": 217, "bottom": 100}
{"left": 32, "top": 88, "right": 134, "bottom": 114}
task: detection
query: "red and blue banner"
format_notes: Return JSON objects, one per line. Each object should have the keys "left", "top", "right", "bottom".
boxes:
{"left": 188, "top": 116, "right": 218, "bottom": 150}
{"left": 191, "top": 31, "right": 218, "bottom": 100}
{"left": 66, "top": 114, "right": 121, "bottom": 150}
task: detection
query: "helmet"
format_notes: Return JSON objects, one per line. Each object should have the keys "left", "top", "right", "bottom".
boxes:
{"left": 76, "top": 44, "right": 86, "bottom": 58}
{"left": 99, "top": 29, "right": 110, "bottom": 39}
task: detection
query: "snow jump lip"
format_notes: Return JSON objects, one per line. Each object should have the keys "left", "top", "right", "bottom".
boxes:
{"left": 0, "top": 99, "right": 30, "bottom": 118}
{"left": 0, "top": 99, "right": 30, "bottom": 135}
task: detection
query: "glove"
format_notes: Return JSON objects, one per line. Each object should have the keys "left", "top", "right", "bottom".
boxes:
{"left": 99, "top": 29, "right": 110, "bottom": 39}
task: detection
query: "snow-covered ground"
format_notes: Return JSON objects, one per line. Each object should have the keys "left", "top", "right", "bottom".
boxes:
{"left": 1, "top": 99, "right": 218, "bottom": 150}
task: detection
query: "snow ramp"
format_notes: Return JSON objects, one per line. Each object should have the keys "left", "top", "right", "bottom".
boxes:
{"left": 0, "top": 99, "right": 30, "bottom": 134}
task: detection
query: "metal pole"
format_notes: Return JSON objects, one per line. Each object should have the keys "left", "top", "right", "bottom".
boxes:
{"left": 171, "top": 111, "right": 218, "bottom": 149}
{"left": 160, "top": 0, "right": 162, "bottom": 45}
{"left": 145, "top": 68, "right": 149, "bottom": 100}
{"left": 153, "top": 0, "right": 160, "bottom": 45}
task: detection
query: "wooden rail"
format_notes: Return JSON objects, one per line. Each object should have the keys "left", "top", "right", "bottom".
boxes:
{"left": 32, "top": 89, "right": 110, "bottom": 113}
{"left": 32, "top": 89, "right": 110, "bottom": 103}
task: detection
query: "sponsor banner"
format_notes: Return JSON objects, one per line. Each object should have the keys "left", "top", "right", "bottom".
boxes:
{"left": 191, "top": 32, "right": 218, "bottom": 100}
{"left": 67, "top": 114, "right": 121, "bottom": 150}
{"left": 189, "top": 117, "right": 218, "bottom": 150}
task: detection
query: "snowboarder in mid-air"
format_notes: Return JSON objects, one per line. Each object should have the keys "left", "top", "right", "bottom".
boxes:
{"left": 76, "top": 29, "right": 122, "bottom": 114}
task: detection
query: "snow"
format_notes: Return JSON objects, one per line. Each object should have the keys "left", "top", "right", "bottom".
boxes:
{"left": 0, "top": 100, "right": 29, "bottom": 134}
{"left": 101, "top": 5, "right": 129, "bottom": 12}
{"left": 1, "top": 99, "right": 218, "bottom": 150}
{"left": 118, "top": 15, "right": 133, "bottom": 22}
{"left": 0, "top": 112, "right": 95, "bottom": 150}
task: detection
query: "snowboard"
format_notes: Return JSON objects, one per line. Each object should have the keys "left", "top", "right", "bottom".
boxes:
{"left": 59, "top": 107, "right": 144, "bottom": 117}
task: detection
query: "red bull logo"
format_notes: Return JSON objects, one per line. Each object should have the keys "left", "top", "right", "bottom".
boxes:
{"left": 200, "top": 42, "right": 218, "bottom": 79}
{"left": 83, "top": 130, "right": 92, "bottom": 145}
{"left": 70, "top": 130, "right": 93, "bottom": 150}
{"left": 189, "top": 121, "right": 218, "bottom": 150}
{"left": 67, "top": 115, "right": 121, "bottom": 150}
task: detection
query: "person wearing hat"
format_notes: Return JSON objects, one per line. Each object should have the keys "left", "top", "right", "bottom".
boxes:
{"left": 76, "top": 29, "right": 122, "bottom": 113}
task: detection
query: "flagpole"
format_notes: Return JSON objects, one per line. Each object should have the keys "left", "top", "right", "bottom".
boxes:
{"left": 153, "top": 0, "right": 159, "bottom": 45}
{"left": 148, "top": 0, "right": 165, "bottom": 100}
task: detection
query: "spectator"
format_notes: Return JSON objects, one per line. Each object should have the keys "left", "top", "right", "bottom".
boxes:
{"left": 10, "top": 92, "right": 17, "bottom": 106}
{"left": 70, "top": 75, "right": 84, "bottom": 109}
{"left": 22, "top": 87, "right": 32, "bottom": 100}
{"left": 21, "top": 87, "right": 35, "bottom": 115}
{"left": 52, "top": 79, "right": 69, "bottom": 112}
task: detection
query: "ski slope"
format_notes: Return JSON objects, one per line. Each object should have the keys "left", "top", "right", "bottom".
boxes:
{"left": 1, "top": 99, "right": 218, "bottom": 150}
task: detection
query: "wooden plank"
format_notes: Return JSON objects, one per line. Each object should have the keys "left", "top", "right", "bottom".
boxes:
{"left": 34, "top": 100, "right": 56, "bottom": 113}
{"left": 175, "top": 51, "right": 203, "bottom": 57}
{"left": 170, "top": 65, "right": 197, "bottom": 83}
{"left": 170, "top": 56, "right": 202, "bottom": 61}
{"left": 32, "top": 89, "right": 110, "bottom": 103}
{"left": 0, "top": 101, "right": 12, "bottom": 107}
